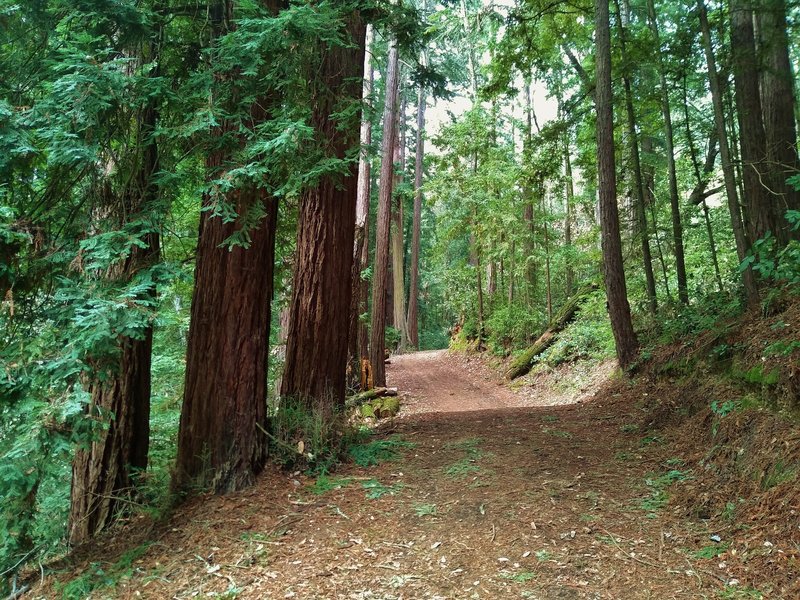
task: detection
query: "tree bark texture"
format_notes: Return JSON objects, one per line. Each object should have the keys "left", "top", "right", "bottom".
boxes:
{"left": 369, "top": 39, "right": 400, "bottom": 387}
{"left": 391, "top": 90, "right": 409, "bottom": 350}
{"left": 596, "top": 0, "right": 639, "bottom": 370}
{"left": 281, "top": 11, "right": 367, "bottom": 407}
{"left": 174, "top": 0, "right": 280, "bottom": 495}
{"left": 757, "top": 0, "right": 800, "bottom": 244}
{"left": 613, "top": 0, "right": 657, "bottom": 314}
{"left": 348, "top": 25, "right": 374, "bottom": 386}
{"left": 407, "top": 84, "right": 425, "bottom": 349}
{"left": 698, "top": 0, "right": 760, "bottom": 308}
{"left": 69, "top": 32, "right": 162, "bottom": 545}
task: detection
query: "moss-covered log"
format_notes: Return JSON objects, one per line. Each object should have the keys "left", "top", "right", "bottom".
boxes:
{"left": 505, "top": 284, "right": 598, "bottom": 380}
{"left": 345, "top": 386, "right": 398, "bottom": 408}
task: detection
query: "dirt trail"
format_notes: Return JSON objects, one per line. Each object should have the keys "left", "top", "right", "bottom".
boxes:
{"left": 387, "top": 350, "right": 524, "bottom": 414}
{"left": 34, "top": 351, "right": 742, "bottom": 599}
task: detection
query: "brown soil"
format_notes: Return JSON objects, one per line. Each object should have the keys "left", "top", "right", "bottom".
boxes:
{"left": 28, "top": 350, "right": 798, "bottom": 599}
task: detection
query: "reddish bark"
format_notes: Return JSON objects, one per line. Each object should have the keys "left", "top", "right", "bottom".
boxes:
{"left": 596, "top": 0, "right": 639, "bottom": 369}
{"left": 281, "top": 12, "right": 367, "bottom": 406}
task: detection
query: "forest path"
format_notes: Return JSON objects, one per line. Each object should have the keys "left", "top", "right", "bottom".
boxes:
{"left": 39, "top": 352, "right": 722, "bottom": 599}
{"left": 387, "top": 349, "right": 524, "bottom": 414}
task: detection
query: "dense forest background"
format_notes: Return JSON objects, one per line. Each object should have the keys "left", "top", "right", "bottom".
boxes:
{"left": 1, "top": 0, "right": 799, "bottom": 590}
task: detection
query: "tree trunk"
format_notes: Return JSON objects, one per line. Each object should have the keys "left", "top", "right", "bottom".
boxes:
{"left": 646, "top": 0, "right": 688, "bottom": 304}
{"left": 682, "top": 73, "right": 725, "bottom": 292}
{"left": 407, "top": 83, "right": 425, "bottom": 349}
{"left": 281, "top": 12, "right": 366, "bottom": 406}
{"left": 596, "top": 0, "right": 639, "bottom": 369}
{"left": 391, "top": 90, "right": 409, "bottom": 350}
{"left": 613, "top": 0, "right": 657, "bottom": 315}
{"left": 523, "top": 82, "right": 537, "bottom": 302}
{"left": 757, "top": 0, "right": 800, "bottom": 244}
{"left": 369, "top": 39, "right": 400, "bottom": 387}
{"left": 69, "top": 29, "right": 162, "bottom": 545}
{"left": 174, "top": 0, "right": 279, "bottom": 494}
{"left": 349, "top": 25, "right": 374, "bottom": 385}
{"left": 698, "top": 0, "right": 760, "bottom": 308}
{"left": 564, "top": 130, "right": 575, "bottom": 298}
{"left": 505, "top": 284, "right": 598, "bottom": 379}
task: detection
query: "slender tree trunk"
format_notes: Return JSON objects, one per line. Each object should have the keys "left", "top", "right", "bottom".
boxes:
{"left": 596, "top": 0, "right": 639, "bottom": 369}
{"left": 758, "top": 0, "right": 800, "bottom": 243}
{"left": 391, "top": 92, "right": 409, "bottom": 350}
{"left": 613, "top": 0, "right": 657, "bottom": 314}
{"left": 646, "top": 0, "right": 688, "bottom": 304}
{"left": 349, "top": 25, "right": 374, "bottom": 383}
{"left": 407, "top": 83, "right": 425, "bottom": 349}
{"left": 682, "top": 72, "right": 724, "bottom": 292}
{"left": 69, "top": 28, "right": 162, "bottom": 545}
{"left": 369, "top": 39, "right": 400, "bottom": 387}
{"left": 698, "top": 0, "right": 760, "bottom": 308}
{"left": 641, "top": 136, "right": 673, "bottom": 301}
{"left": 523, "top": 82, "right": 536, "bottom": 302}
{"left": 281, "top": 12, "right": 367, "bottom": 406}
{"left": 564, "top": 132, "right": 575, "bottom": 298}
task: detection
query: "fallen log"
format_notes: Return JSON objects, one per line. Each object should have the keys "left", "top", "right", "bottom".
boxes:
{"left": 505, "top": 284, "right": 598, "bottom": 380}
{"left": 345, "top": 386, "right": 398, "bottom": 408}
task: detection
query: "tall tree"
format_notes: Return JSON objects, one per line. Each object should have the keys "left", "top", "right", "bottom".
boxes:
{"left": 596, "top": 0, "right": 639, "bottom": 369}
{"left": 390, "top": 91, "right": 409, "bottom": 350}
{"left": 370, "top": 38, "right": 400, "bottom": 387}
{"left": 68, "top": 14, "right": 163, "bottom": 545}
{"left": 174, "top": 0, "right": 279, "bottom": 493}
{"left": 757, "top": 0, "right": 800, "bottom": 244}
{"left": 407, "top": 81, "right": 426, "bottom": 348}
{"left": 698, "top": 0, "right": 760, "bottom": 307}
{"left": 349, "top": 25, "right": 375, "bottom": 384}
{"left": 646, "top": 0, "right": 689, "bottom": 304}
{"left": 281, "top": 9, "right": 367, "bottom": 405}
{"left": 613, "top": 0, "right": 658, "bottom": 314}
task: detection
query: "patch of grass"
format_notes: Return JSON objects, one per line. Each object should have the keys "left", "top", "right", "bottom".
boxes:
{"left": 579, "top": 513, "right": 597, "bottom": 522}
{"left": 348, "top": 435, "right": 415, "bottom": 467}
{"left": 717, "top": 588, "right": 764, "bottom": 599}
{"left": 500, "top": 570, "right": 536, "bottom": 583}
{"left": 534, "top": 549, "right": 552, "bottom": 561}
{"left": 761, "top": 459, "right": 796, "bottom": 490}
{"left": 691, "top": 542, "right": 730, "bottom": 560}
{"left": 413, "top": 503, "right": 437, "bottom": 517}
{"left": 640, "top": 434, "right": 664, "bottom": 446}
{"left": 445, "top": 437, "right": 485, "bottom": 456}
{"left": 639, "top": 470, "right": 691, "bottom": 517}
{"left": 445, "top": 458, "right": 481, "bottom": 478}
{"left": 664, "top": 457, "right": 685, "bottom": 467}
{"left": 541, "top": 415, "right": 560, "bottom": 423}
{"left": 361, "top": 479, "right": 403, "bottom": 500}
{"left": 541, "top": 427, "right": 572, "bottom": 439}
{"left": 308, "top": 474, "right": 353, "bottom": 495}
{"left": 56, "top": 543, "right": 151, "bottom": 600}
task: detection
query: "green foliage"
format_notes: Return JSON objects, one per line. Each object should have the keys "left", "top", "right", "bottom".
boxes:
{"left": 269, "top": 399, "right": 363, "bottom": 475}
{"left": 348, "top": 436, "right": 416, "bottom": 468}
{"left": 55, "top": 543, "right": 152, "bottom": 600}
{"left": 639, "top": 469, "right": 690, "bottom": 516}
{"left": 361, "top": 479, "right": 404, "bottom": 500}
{"left": 308, "top": 475, "right": 353, "bottom": 496}
{"left": 692, "top": 542, "right": 730, "bottom": 560}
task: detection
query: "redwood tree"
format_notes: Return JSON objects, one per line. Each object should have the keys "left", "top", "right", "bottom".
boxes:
{"left": 173, "top": 0, "right": 279, "bottom": 493}
{"left": 595, "top": 0, "right": 639, "bottom": 369}
{"left": 407, "top": 83, "right": 426, "bottom": 348}
{"left": 69, "top": 26, "right": 162, "bottom": 545}
{"left": 369, "top": 39, "right": 400, "bottom": 388}
{"left": 281, "top": 10, "right": 367, "bottom": 406}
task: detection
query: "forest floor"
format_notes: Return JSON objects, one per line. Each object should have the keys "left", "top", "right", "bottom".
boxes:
{"left": 31, "top": 348, "right": 798, "bottom": 599}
